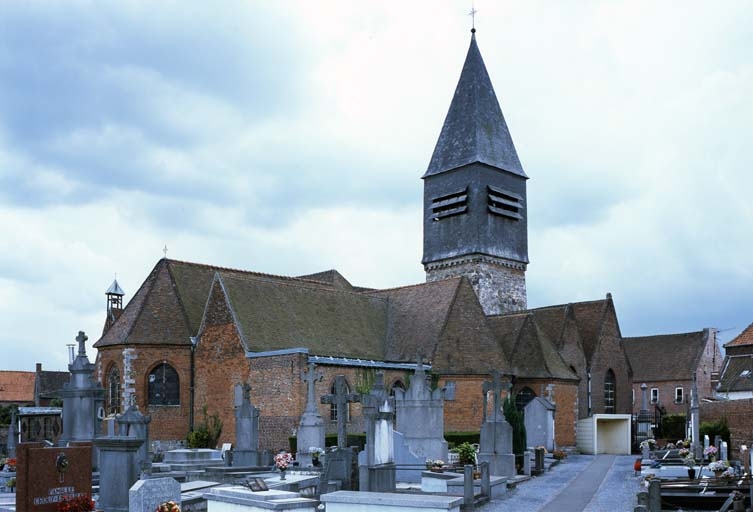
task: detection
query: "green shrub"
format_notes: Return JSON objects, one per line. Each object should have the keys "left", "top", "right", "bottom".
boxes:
{"left": 186, "top": 406, "right": 223, "bottom": 448}
{"left": 661, "top": 414, "right": 686, "bottom": 441}
{"left": 445, "top": 432, "right": 480, "bottom": 449}
{"left": 504, "top": 395, "right": 527, "bottom": 455}
{"left": 455, "top": 442, "right": 477, "bottom": 465}
{"left": 700, "top": 418, "right": 730, "bottom": 445}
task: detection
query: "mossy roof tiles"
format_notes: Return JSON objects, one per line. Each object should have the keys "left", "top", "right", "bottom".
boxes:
{"left": 623, "top": 331, "right": 708, "bottom": 381}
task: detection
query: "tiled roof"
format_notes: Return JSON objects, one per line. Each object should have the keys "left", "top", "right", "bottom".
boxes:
{"left": 96, "top": 259, "right": 334, "bottom": 348}
{"left": 725, "top": 322, "right": 753, "bottom": 348}
{"left": 623, "top": 331, "right": 708, "bottom": 382}
{"left": 367, "top": 279, "right": 461, "bottom": 363}
{"left": 37, "top": 371, "right": 69, "bottom": 398}
{"left": 569, "top": 300, "right": 610, "bottom": 360}
{"left": 296, "top": 270, "right": 354, "bottom": 290}
{"left": 0, "top": 371, "right": 35, "bottom": 402}
{"left": 717, "top": 355, "right": 753, "bottom": 392}
{"left": 219, "top": 272, "right": 388, "bottom": 360}
{"left": 488, "top": 313, "right": 577, "bottom": 380}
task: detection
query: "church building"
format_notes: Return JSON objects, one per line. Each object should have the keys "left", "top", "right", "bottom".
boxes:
{"left": 94, "top": 30, "right": 640, "bottom": 452}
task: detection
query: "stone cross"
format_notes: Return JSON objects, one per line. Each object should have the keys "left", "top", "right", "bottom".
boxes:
{"left": 321, "top": 375, "right": 361, "bottom": 449}
{"left": 76, "top": 330, "right": 88, "bottom": 357}
{"left": 303, "top": 363, "right": 323, "bottom": 414}
{"left": 482, "top": 370, "right": 508, "bottom": 422}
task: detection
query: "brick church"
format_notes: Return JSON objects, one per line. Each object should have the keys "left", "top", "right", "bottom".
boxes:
{"left": 93, "top": 30, "right": 711, "bottom": 452}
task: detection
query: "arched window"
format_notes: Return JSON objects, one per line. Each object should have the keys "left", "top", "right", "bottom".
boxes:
{"left": 107, "top": 365, "right": 121, "bottom": 415}
{"left": 148, "top": 363, "right": 180, "bottom": 406}
{"left": 515, "top": 386, "right": 536, "bottom": 411}
{"left": 604, "top": 369, "right": 616, "bottom": 414}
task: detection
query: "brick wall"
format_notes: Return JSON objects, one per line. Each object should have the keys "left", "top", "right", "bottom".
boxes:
{"left": 512, "top": 380, "right": 578, "bottom": 448}
{"left": 631, "top": 380, "right": 690, "bottom": 416}
{"left": 699, "top": 399, "right": 753, "bottom": 458}
{"left": 588, "top": 308, "right": 632, "bottom": 415}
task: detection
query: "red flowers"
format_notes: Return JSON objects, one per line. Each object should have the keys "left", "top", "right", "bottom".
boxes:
{"left": 56, "top": 495, "right": 95, "bottom": 512}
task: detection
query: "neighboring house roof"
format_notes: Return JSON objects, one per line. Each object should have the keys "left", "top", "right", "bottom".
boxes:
{"left": 488, "top": 313, "right": 577, "bottom": 380}
{"left": 725, "top": 322, "right": 753, "bottom": 348}
{"left": 37, "top": 371, "right": 69, "bottom": 399}
{"left": 213, "top": 272, "right": 388, "bottom": 360}
{"left": 717, "top": 355, "right": 753, "bottom": 393}
{"left": 623, "top": 330, "right": 709, "bottom": 382}
{"left": 0, "top": 371, "right": 35, "bottom": 403}
{"left": 296, "top": 270, "right": 354, "bottom": 291}
{"left": 424, "top": 32, "right": 525, "bottom": 178}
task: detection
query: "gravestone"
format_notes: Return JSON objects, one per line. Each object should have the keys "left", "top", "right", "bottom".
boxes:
{"left": 524, "top": 397, "right": 555, "bottom": 451}
{"left": 18, "top": 407, "right": 63, "bottom": 445}
{"left": 704, "top": 434, "right": 710, "bottom": 458}
{"left": 721, "top": 441, "right": 728, "bottom": 462}
{"left": 116, "top": 406, "right": 151, "bottom": 477}
{"left": 321, "top": 375, "right": 361, "bottom": 449}
{"left": 394, "top": 360, "right": 448, "bottom": 462}
{"left": 129, "top": 477, "right": 181, "bottom": 512}
{"left": 714, "top": 435, "right": 722, "bottom": 457}
{"left": 296, "top": 363, "right": 325, "bottom": 467}
{"left": 234, "top": 383, "right": 260, "bottom": 467}
{"left": 94, "top": 426, "right": 145, "bottom": 512}
{"left": 477, "top": 371, "right": 515, "bottom": 477}
{"left": 15, "top": 441, "right": 92, "bottom": 511}
{"left": 533, "top": 447, "right": 545, "bottom": 476}
{"left": 636, "top": 383, "right": 653, "bottom": 447}
{"left": 58, "top": 331, "right": 105, "bottom": 470}
{"left": 359, "top": 372, "right": 396, "bottom": 492}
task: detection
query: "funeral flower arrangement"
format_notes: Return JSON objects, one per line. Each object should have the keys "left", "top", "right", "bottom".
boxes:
{"left": 2, "top": 458, "right": 16, "bottom": 472}
{"left": 703, "top": 446, "right": 718, "bottom": 459}
{"left": 684, "top": 454, "right": 696, "bottom": 468}
{"left": 708, "top": 460, "right": 728, "bottom": 472}
{"left": 156, "top": 501, "right": 181, "bottom": 512}
{"left": 678, "top": 448, "right": 690, "bottom": 457}
{"left": 308, "top": 446, "right": 325, "bottom": 457}
{"left": 425, "top": 459, "right": 445, "bottom": 469}
{"left": 639, "top": 439, "right": 656, "bottom": 450}
{"left": 56, "top": 495, "right": 95, "bottom": 512}
{"left": 275, "top": 451, "right": 293, "bottom": 471}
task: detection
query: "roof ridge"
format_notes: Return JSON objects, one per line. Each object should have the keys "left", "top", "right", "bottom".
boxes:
{"left": 220, "top": 270, "right": 389, "bottom": 302}
{"left": 165, "top": 258, "right": 336, "bottom": 286}
{"left": 624, "top": 331, "right": 705, "bottom": 341}
{"left": 367, "top": 277, "right": 463, "bottom": 294}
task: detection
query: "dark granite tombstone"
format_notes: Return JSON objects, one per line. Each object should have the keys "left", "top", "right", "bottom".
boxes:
{"left": 15, "top": 441, "right": 92, "bottom": 511}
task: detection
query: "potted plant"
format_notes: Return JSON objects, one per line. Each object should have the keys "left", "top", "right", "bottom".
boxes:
{"left": 708, "top": 459, "right": 728, "bottom": 477}
{"left": 684, "top": 454, "right": 696, "bottom": 479}
{"left": 455, "top": 442, "right": 476, "bottom": 466}
{"left": 703, "top": 445, "right": 718, "bottom": 461}
{"left": 308, "top": 446, "right": 324, "bottom": 466}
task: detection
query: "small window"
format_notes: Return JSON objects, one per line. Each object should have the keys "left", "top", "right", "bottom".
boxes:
{"left": 632, "top": 388, "right": 635, "bottom": 405}
{"left": 650, "top": 388, "right": 659, "bottom": 404}
{"left": 431, "top": 188, "right": 468, "bottom": 220}
{"left": 107, "top": 365, "right": 121, "bottom": 415}
{"left": 148, "top": 363, "right": 180, "bottom": 406}
{"left": 390, "top": 380, "right": 406, "bottom": 396}
{"left": 674, "top": 387, "right": 684, "bottom": 404}
{"left": 604, "top": 369, "right": 616, "bottom": 414}
{"left": 487, "top": 185, "right": 523, "bottom": 220}
{"left": 443, "top": 380, "right": 456, "bottom": 401}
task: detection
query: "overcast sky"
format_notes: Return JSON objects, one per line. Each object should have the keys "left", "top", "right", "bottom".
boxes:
{"left": 2, "top": 1, "right": 751, "bottom": 372}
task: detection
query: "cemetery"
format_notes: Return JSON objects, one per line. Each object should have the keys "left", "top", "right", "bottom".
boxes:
{"left": 0, "top": 332, "right": 579, "bottom": 512}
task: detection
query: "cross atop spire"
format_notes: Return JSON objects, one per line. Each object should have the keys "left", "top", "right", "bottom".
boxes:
{"left": 469, "top": 5, "right": 477, "bottom": 31}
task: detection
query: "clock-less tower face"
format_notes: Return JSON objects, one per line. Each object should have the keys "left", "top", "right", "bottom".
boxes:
{"left": 422, "top": 32, "right": 528, "bottom": 315}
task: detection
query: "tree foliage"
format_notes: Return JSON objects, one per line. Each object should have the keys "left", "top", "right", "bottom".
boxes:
{"left": 504, "top": 395, "right": 527, "bottom": 455}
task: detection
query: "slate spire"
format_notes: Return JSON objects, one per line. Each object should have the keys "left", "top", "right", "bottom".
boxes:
{"left": 425, "top": 31, "right": 525, "bottom": 178}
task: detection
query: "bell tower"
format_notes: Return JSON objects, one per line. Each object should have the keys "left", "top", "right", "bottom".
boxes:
{"left": 422, "top": 30, "right": 528, "bottom": 315}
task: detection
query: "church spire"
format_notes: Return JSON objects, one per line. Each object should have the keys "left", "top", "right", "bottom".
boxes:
{"left": 424, "top": 31, "right": 525, "bottom": 179}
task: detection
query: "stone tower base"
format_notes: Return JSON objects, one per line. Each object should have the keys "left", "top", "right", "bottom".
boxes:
{"left": 425, "top": 255, "right": 526, "bottom": 315}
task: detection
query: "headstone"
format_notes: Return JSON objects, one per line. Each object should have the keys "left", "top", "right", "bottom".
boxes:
{"left": 233, "top": 382, "right": 260, "bottom": 467}
{"left": 116, "top": 406, "right": 152, "bottom": 477}
{"left": 522, "top": 450, "right": 531, "bottom": 476}
{"left": 740, "top": 445, "right": 750, "bottom": 476}
{"left": 393, "top": 430, "right": 428, "bottom": 483}
{"left": 129, "top": 477, "right": 181, "bottom": 512}
{"left": 321, "top": 375, "right": 360, "bottom": 449}
{"left": 524, "top": 397, "right": 556, "bottom": 451}
{"left": 721, "top": 441, "right": 728, "bottom": 462}
{"left": 477, "top": 371, "right": 515, "bottom": 477}
{"left": 296, "top": 363, "right": 326, "bottom": 467}
{"left": 714, "top": 435, "right": 722, "bottom": 457}
{"left": 637, "top": 383, "right": 653, "bottom": 446}
{"left": 648, "top": 478, "right": 661, "bottom": 512}
{"left": 317, "top": 447, "right": 357, "bottom": 494}
{"left": 94, "top": 435, "right": 144, "bottom": 511}
{"left": 394, "top": 359, "right": 448, "bottom": 481}
{"left": 359, "top": 372, "right": 396, "bottom": 492}
{"left": 15, "top": 441, "right": 92, "bottom": 511}
{"left": 704, "top": 435, "right": 710, "bottom": 455}
{"left": 533, "top": 447, "right": 545, "bottom": 475}
{"left": 58, "top": 331, "right": 105, "bottom": 470}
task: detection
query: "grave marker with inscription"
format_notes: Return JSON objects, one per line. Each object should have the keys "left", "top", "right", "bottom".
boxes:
{"left": 15, "top": 442, "right": 92, "bottom": 512}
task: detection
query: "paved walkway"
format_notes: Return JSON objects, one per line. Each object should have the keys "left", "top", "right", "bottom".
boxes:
{"left": 480, "top": 454, "right": 643, "bottom": 512}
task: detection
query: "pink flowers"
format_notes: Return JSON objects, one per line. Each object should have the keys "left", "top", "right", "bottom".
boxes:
{"left": 274, "top": 451, "right": 293, "bottom": 471}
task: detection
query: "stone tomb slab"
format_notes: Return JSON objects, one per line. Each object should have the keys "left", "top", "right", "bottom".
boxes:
{"left": 15, "top": 442, "right": 92, "bottom": 512}
{"left": 321, "top": 490, "right": 463, "bottom": 512}
{"left": 129, "top": 477, "right": 181, "bottom": 512}
{"left": 203, "top": 486, "right": 318, "bottom": 511}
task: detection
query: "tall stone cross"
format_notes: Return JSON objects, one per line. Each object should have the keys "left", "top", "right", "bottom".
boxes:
{"left": 321, "top": 375, "right": 361, "bottom": 449}
{"left": 482, "top": 370, "right": 509, "bottom": 422}
{"left": 303, "top": 362, "right": 323, "bottom": 414}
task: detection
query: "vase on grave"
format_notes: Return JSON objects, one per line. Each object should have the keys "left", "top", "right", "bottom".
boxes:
{"left": 687, "top": 468, "right": 696, "bottom": 479}
{"left": 280, "top": 469, "right": 286, "bottom": 480}
{"left": 714, "top": 469, "right": 724, "bottom": 478}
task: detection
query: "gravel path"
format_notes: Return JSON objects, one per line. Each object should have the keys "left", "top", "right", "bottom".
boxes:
{"left": 480, "top": 454, "right": 643, "bottom": 512}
